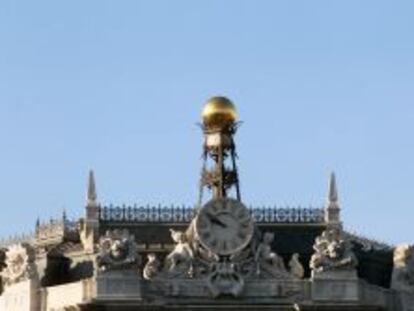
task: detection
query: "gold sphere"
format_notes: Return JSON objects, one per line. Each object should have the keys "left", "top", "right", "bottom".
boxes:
{"left": 201, "top": 96, "right": 238, "bottom": 128}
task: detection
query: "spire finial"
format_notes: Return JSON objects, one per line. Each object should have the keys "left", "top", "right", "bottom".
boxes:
{"left": 82, "top": 169, "right": 99, "bottom": 251}
{"left": 87, "top": 169, "right": 97, "bottom": 205}
{"left": 328, "top": 171, "right": 338, "bottom": 203}
{"left": 324, "top": 171, "right": 341, "bottom": 227}
{"left": 62, "top": 208, "right": 67, "bottom": 221}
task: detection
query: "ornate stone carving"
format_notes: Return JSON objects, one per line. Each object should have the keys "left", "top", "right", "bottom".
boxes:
{"left": 289, "top": 253, "right": 304, "bottom": 279}
{"left": 143, "top": 253, "right": 161, "bottom": 280}
{"left": 97, "top": 229, "right": 140, "bottom": 272}
{"left": 165, "top": 229, "right": 194, "bottom": 275}
{"left": 391, "top": 244, "right": 414, "bottom": 292}
{"left": 255, "top": 232, "right": 286, "bottom": 277}
{"left": 1, "top": 243, "right": 37, "bottom": 287}
{"left": 152, "top": 217, "right": 301, "bottom": 299}
{"left": 207, "top": 261, "right": 244, "bottom": 298}
{"left": 310, "top": 228, "right": 358, "bottom": 275}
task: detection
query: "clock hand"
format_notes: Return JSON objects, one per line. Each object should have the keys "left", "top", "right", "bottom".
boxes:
{"left": 206, "top": 213, "right": 227, "bottom": 228}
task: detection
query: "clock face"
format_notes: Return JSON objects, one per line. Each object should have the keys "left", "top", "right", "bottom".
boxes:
{"left": 195, "top": 198, "right": 254, "bottom": 256}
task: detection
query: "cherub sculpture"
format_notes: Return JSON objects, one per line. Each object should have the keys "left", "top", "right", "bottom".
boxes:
{"left": 165, "top": 229, "right": 194, "bottom": 273}
{"left": 255, "top": 232, "right": 285, "bottom": 276}
{"left": 391, "top": 244, "right": 414, "bottom": 292}
{"left": 310, "top": 228, "right": 357, "bottom": 275}
{"left": 143, "top": 253, "right": 160, "bottom": 280}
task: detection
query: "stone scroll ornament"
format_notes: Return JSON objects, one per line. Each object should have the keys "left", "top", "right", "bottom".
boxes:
{"left": 391, "top": 244, "right": 414, "bottom": 292}
{"left": 1, "top": 243, "right": 37, "bottom": 287}
{"left": 310, "top": 228, "right": 358, "bottom": 275}
{"left": 97, "top": 229, "right": 141, "bottom": 272}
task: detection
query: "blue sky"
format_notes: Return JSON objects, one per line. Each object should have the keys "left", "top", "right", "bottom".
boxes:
{"left": 0, "top": 1, "right": 413, "bottom": 244}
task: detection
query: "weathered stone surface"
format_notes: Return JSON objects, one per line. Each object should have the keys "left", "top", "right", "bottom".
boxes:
{"left": 43, "top": 279, "right": 95, "bottom": 311}
{"left": 311, "top": 272, "right": 359, "bottom": 302}
{"left": 96, "top": 271, "right": 142, "bottom": 300}
{"left": 0, "top": 279, "right": 39, "bottom": 311}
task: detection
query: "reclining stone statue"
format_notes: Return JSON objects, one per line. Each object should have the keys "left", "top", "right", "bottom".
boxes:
{"left": 255, "top": 232, "right": 286, "bottom": 276}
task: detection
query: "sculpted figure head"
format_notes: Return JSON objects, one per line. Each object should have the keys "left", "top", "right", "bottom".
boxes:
{"left": 147, "top": 253, "right": 157, "bottom": 262}
{"left": 97, "top": 229, "right": 140, "bottom": 272}
{"left": 110, "top": 239, "right": 127, "bottom": 260}
{"left": 327, "top": 240, "right": 345, "bottom": 260}
{"left": 263, "top": 232, "right": 274, "bottom": 245}
{"left": 170, "top": 229, "right": 185, "bottom": 244}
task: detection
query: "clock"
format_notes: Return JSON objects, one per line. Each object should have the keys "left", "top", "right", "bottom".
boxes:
{"left": 195, "top": 198, "right": 254, "bottom": 256}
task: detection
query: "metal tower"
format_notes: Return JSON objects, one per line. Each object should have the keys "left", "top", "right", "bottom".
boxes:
{"left": 198, "top": 96, "right": 241, "bottom": 205}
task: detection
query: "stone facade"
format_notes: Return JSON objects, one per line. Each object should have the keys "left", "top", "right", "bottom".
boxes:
{"left": 0, "top": 182, "right": 408, "bottom": 311}
{"left": 0, "top": 99, "right": 410, "bottom": 311}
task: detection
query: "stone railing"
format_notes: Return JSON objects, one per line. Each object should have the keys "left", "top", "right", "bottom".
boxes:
{"left": 98, "top": 204, "right": 325, "bottom": 224}
{"left": 250, "top": 206, "right": 324, "bottom": 223}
